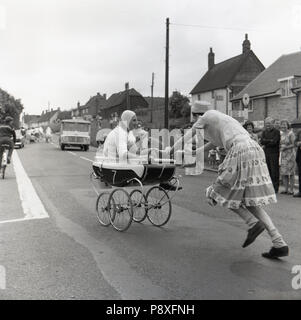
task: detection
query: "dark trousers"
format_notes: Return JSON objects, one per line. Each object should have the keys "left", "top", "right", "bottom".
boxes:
{"left": 0, "top": 137, "right": 14, "bottom": 163}
{"left": 265, "top": 151, "right": 280, "bottom": 192}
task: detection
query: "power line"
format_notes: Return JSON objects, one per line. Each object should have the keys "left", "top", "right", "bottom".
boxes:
{"left": 170, "top": 22, "right": 272, "bottom": 33}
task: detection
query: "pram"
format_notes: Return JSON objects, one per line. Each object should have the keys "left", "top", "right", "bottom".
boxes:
{"left": 91, "top": 159, "right": 181, "bottom": 232}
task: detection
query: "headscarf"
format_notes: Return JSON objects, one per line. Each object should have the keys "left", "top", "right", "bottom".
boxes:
{"left": 120, "top": 110, "right": 136, "bottom": 130}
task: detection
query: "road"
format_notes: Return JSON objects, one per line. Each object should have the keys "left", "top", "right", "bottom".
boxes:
{"left": 0, "top": 139, "right": 301, "bottom": 300}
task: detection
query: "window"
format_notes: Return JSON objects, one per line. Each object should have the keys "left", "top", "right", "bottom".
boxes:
{"left": 197, "top": 94, "right": 201, "bottom": 100}
{"left": 211, "top": 91, "right": 215, "bottom": 99}
{"left": 278, "top": 77, "right": 294, "bottom": 98}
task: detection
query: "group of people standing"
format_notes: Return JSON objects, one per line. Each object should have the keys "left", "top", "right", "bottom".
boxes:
{"left": 244, "top": 117, "right": 301, "bottom": 197}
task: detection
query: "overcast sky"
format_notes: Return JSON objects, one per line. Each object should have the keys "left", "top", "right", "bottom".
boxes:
{"left": 0, "top": 0, "right": 301, "bottom": 114}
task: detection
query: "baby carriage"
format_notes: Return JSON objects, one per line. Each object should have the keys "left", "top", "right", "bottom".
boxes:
{"left": 90, "top": 158, "right": 181, "bottom": 232}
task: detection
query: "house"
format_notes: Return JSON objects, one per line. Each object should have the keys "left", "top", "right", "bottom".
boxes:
{"left": 190, "top": 34, "right": 265, "bottom": 116}
{"left": 71, "top": 93, "right": 107, "bottom": 120}
{"left": 101, "top": 84, "right": 148, "bottom": 119}
{"left": 23, "top": 114, "right": 41, "bottom": 128}
{"left": 231, "top": 51, "right": 301, "bottom": 126}
{"left": 38, "top": 108, "right": 60, "bottom": 127}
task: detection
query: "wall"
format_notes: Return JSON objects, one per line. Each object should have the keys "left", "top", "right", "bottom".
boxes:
{"left": 248, "top": 94, "right": 300, "bottom": 122}
{"left": 191, "top": 89, "right": 227, "bottom": 114}
{"left": 267, "top": 96, "right": 297, "bottom": 121}
{"left": 248, "top": 98, "right": 266, "bottom": 121}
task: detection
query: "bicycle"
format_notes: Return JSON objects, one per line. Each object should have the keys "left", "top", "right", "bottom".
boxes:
{"left": 0, "top": 144, "right": 10, "bottom": 179}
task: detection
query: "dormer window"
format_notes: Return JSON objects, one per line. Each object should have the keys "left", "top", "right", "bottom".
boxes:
{"left": 278, "top": 76, "right": 295, "bottom": 97}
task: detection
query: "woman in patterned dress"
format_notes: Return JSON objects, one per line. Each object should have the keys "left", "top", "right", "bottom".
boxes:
{"left": 169, "top": 109, "right": 289, "bottom": 259}
{"left": 279, "top": 120, "right": 295, "bottom": 195}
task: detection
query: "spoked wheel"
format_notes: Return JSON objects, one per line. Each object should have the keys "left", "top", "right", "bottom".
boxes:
{"left": 109, "top": 188, "right": 133, "bottom": 232}
{"left": 96, "top": 192, "right": 113, "bottom": 227}
{"left": 146, "top": 186, "right": 172, "bottom": 227}
{"left": 130, "top": 189, "right": 147, "bottom": 223}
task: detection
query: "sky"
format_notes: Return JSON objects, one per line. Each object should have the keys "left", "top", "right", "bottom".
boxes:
{"left": 0, "top": 0, "right": 301, "bottom": 115}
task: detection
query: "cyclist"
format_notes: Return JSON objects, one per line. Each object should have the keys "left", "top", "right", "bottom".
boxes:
{"left": 0, "top": 116, "right": 16, "bottom": 164}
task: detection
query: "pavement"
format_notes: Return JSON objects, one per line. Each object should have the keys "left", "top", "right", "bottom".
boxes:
{"left": 0, "top": 138, "right": 301, "bottom": 299}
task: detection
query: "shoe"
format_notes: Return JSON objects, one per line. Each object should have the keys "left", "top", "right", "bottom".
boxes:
{"left": 287, "top": 191, "right": 294, "bottom": 195}
{"left": 293, "top": 192, "right": 301, "bottom": 198}
{"left": 280, "top": 191, "right": 288, "bottom": 194}
{"left": 262, "top": 246, "right": 289, "bottom": 259}
{"left": 242, "top": 221, "right": 265, "bottom": 248}
{"left": 159, "top": 182, "right": 182, "bottom": 191}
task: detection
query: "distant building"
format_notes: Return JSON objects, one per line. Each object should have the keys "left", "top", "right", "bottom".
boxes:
{"left": 136, "top": 97, "right": 165, "bottom": 129}
{"left": 23, "top": 114, "right": 41, "bottom": 128}
{"left": 71, "top": 93, "right": 107, "bottom": 121}
{"left": 101, "top": 84, "right": 148, "bottom": 119}
{"left": 232, "top": 51, "right": 301, "bottom": 125}
{"left": 190, "top": 34, "right": 265, "bottom": 119}
{"left": 38, "top": 108, "right": 60, "bottom": 127}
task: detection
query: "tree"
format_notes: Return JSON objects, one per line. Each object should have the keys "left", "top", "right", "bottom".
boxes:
{"left": 169, "top": 91, "right": 190, "bottom": 119}
{"left": 0, "top": 88, "right": 23, "bottom": 127}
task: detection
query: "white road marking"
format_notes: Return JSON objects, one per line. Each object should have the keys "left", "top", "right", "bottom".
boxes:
{"left": 11, "top": 151, "right": 49, "bottom": 220}
{"left": 0, "top": 216, "right": 47, "bottom": 225}
{"left": 79, "top": 156, "right": 93, "bottom": 163}
{"left": 68, "top": 151, "right": 77, "bottom": 156}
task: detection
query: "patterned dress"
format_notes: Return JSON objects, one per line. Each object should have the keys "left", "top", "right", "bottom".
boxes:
{"left": 207, "top": 139, "right": 277, "bottom": 209}
{"left": 280, "top": 130, "right": 296, "bottom": 176}
{"left": 194, "top": 110, "right": 277, "bottom": 210}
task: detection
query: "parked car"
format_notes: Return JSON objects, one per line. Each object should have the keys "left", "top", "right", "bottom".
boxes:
{"left": 59, "top": 119, "right": 91, "bottom": 151}
{"left": 14, "top": 129, "right": 25, "bottom": 148}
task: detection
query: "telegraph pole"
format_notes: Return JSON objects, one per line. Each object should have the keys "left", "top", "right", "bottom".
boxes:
{"left": 150, "top": 72, "right": 154, "bottom": 123}
{"left": 164, "top": 17, "right": 169, "bottom": 129}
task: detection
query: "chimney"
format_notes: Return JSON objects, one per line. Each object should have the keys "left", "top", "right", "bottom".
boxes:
{"left": 208, "top": 48, "right": 215, "bottom": 70}
{"left": 77, "top": 101, "right": 80, "bottom": 108}
{"left": 97, "top": 92, "right": 100, "bottom": 96}
{"left": 242, "top": 34, "right": 251, "bottom": 54}
{"left": 103, "top": 93, "right": 107, "bottom": 100}
{"left": 125, "top": 82, "right": 129, "bottom": 91}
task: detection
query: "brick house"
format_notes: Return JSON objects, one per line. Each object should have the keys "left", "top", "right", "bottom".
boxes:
{"left": 231, "top": 51, "right": 301, "bottom": 126}
{"left": 101, "top": 85, "right": 148, "bottom": 120}
{"left": 71, "top": 93, "right": 107, "bottom": 120}
{"left": 190, "top": 34, "right": 265, "bottom": 117}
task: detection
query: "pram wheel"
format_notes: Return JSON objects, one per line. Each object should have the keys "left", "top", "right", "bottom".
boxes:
{"left": 108, "top": 188, "right": 133, "bottom": 232}
{"left": 146, "top": 186, "right": 172, "bottom": 227}
{"left": 96, "top": 192, "right": 112, "bottom": 226}
{"left": 130, "top": 189, "right": 147, "bottom": 223}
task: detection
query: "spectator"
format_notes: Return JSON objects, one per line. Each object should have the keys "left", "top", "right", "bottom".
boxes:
{"left": 243, "top": 120, "right": 259, "bottom": 142}
{"left": 260, "top": 117, "right": 280, "bottom": 193}
{"left": 279, "top": 120, "right": 295, "bottom": 195}
{"left": 274, "top": 119, "right": 281, "bottom": 131}
{"left": 294, "top": 127, "right": 301, "bottom": 197}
